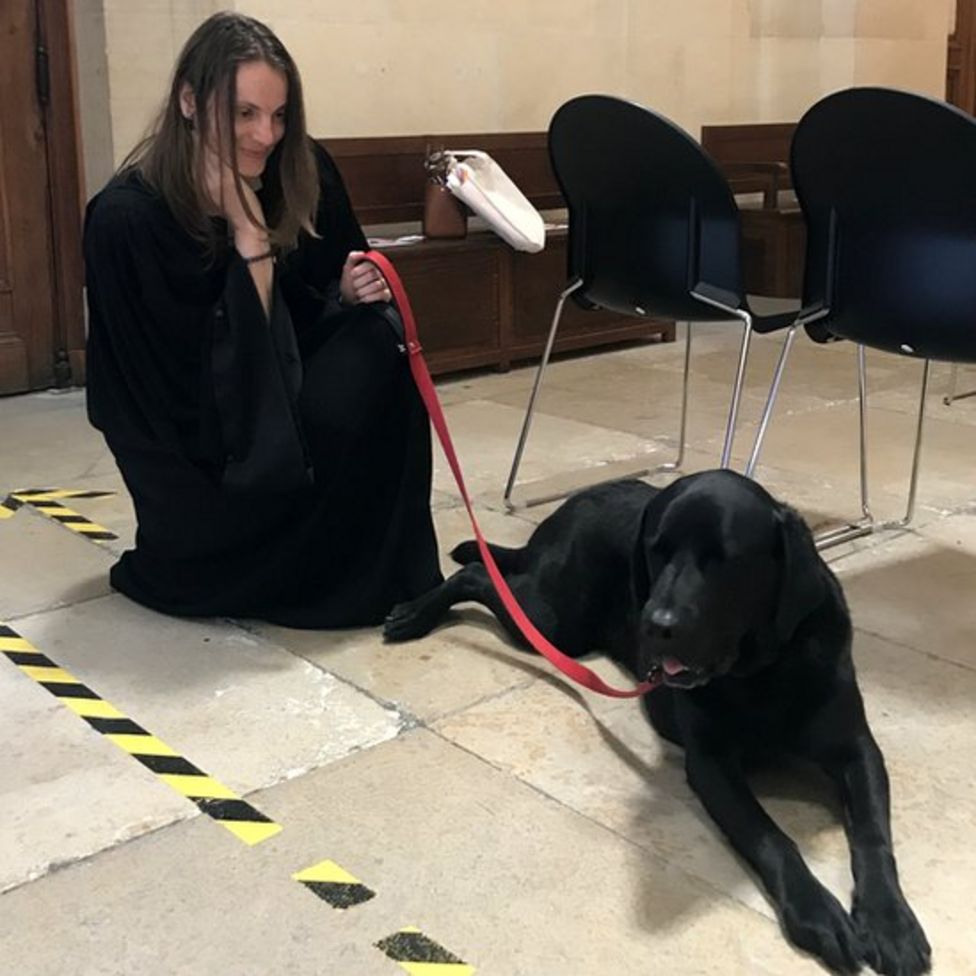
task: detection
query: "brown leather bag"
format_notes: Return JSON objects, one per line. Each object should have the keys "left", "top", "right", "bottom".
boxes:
{"left": 422, "top": 180, "right": 467, "bottom": 239}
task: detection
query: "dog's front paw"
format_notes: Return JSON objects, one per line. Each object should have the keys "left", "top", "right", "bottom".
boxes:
{"left": 383, "top": 601, "right": 423, "bottom": 642}
{"left": 781, "top": 879, "right": 865, "bottom": 974}
{"left": 383, "top": 590, "right": 447, "bottom": 642}
{"left": 854, "top": 894, "right": 931, "bottom": 976}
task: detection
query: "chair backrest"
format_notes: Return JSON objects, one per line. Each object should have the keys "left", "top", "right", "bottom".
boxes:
{"left": 792, "top": 87, "right": 976, "bottom": 362}
{"left": 549, "top": 95, "right": 744, "bottom": 321}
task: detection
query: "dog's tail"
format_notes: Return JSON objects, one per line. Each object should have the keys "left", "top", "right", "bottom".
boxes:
{"left": 450, "top": 539, "right": 524, "bottom": 573}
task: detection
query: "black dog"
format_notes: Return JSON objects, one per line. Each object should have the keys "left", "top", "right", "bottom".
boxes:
{"left": 385, "top": 471, "right": 930, "bottom": 975}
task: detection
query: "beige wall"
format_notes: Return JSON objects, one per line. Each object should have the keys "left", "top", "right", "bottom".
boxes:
{"left": 74, "top": 0, "right": 954, "bottom": 186}
{"left": 73, "top": 0, "right": 114, "bottom": 200}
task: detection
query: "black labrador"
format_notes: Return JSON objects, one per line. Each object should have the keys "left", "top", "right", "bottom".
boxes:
{"left": 385, "top": 471, "right": 930, "bottom": 975}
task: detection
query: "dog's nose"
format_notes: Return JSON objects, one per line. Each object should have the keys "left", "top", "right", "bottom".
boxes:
{"left": 647, "top": 607, "right": 678, "bottom": 639}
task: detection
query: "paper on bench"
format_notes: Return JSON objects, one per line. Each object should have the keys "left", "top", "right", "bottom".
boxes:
{"left": 445, "top": 150, "right": 546, "bottom": 253}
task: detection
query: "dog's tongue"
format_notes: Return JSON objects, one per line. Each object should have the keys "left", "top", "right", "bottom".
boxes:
{"left": 662, "top": 656, "right": 688, "bottom": 676}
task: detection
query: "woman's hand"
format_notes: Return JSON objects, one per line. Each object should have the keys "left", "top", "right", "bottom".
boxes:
{"left": 201, "top": 150, "right": 273, "bottom": 316}
{"left": 202, "top": 150, "right": 267, "bottom": 245}
{"left": 339, "top": 251, "right": 391, "bottom": 305}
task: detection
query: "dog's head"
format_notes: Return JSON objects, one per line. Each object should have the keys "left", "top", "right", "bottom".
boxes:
{"left": 632, "top": 470, "right": 826, "bottom": 689}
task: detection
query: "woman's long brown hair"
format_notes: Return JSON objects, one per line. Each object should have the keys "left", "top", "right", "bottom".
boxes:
{"left": 121, "top": 11, "right": 319, "bottom": 254}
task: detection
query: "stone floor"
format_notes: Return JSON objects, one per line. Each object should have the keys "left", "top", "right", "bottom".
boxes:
{"left": 1, "top": 324, "right": 974, "bottom": 975}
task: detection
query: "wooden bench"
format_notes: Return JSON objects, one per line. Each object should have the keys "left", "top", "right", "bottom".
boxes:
{"left": 700, "top": 123, "right": 805, "bottom": 298}
{"left": 320, "top": 132, "right": 675, "bottom": 375}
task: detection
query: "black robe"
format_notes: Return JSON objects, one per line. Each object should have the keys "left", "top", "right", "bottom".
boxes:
{"left": 83, "top": 141, "right": 442, "bottom": 627}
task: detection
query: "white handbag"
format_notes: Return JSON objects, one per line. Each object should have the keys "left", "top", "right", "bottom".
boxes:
{"left": 443, "top": 150, "right": 546, "bottom": 253}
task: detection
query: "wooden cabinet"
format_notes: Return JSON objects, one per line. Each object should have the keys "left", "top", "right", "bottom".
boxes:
{"left": 377, "top": 228, "right": 674, "bottom": 375}
{"left": 738, "top": 208, "right": 805, "bottom": 299}
{"left": 700, "top": 123, "right": 805, "bottom": 299}
{"left": 330, "top": 132, "right": 675, "bottom": 376}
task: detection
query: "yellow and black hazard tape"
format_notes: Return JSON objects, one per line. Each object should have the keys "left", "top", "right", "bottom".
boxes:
{"left": 0, "top": 622, "right": 281, "bottom": 846}
{"left": 0, "top": 494, "right": 22, "bottom": 519}
{"left": 375, "top": 927, "right": 475, "bottom": 975}
{"left": 7, "top": 488, "right": 117, "bottom": 542}
{"left": 292, "top": 858, "right": 376, "bottom": 909}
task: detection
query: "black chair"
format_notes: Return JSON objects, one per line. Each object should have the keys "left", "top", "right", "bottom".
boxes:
{"left": 746, "top": 87, "right": 976, "bottom": 547}
{"left": 504, "top": 94, "right": 796, "bottom": 509}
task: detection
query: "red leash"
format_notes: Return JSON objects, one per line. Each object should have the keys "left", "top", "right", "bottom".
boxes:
{"left": 363, "top": 250, "right": 658, "bottom": 699}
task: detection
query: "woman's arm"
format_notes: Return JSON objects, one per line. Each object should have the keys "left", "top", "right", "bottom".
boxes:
{"left": 235, "top": 221, "right": 274, "bottom": 318}
{"left": 204, "top": 153, "right": 275, "bottom": 318}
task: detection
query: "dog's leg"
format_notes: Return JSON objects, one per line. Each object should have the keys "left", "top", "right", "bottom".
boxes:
{"left": 384, "top": 563, "right": 559, "bottom": 649}
{"left": 817, "top": 728, "right": 931, "bottom": 976}
{"left": 680, "top": 714, "right": 865, "bottom": 973}
{"left": 384, "top": 565, "right": 486, "bottom": 642}
{"left": 450, "top": 539, "right": 524, "bottom": 571}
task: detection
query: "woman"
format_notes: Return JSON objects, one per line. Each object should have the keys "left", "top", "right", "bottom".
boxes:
{"left": 84, "top": 11, "right": 442, "bottom": 627}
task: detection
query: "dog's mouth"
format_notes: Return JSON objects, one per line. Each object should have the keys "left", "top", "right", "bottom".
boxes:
{"left": 646, "top": 656, "right": 710, "bottom": 689}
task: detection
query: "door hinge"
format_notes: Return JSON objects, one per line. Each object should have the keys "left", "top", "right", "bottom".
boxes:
{"left": 36, "top": 42, "right": 50, "bottom": 107}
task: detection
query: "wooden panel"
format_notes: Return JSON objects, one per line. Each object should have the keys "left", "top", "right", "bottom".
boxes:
{"left": 325, "top": 135, "right": 430, "bottom": 224}
{"left": 373, "top": 230, "right": 674, "bottom": 376}
{"left": 739, "top": 209, "right": 805, "bottom": 299}
{"left": 325, "top": 130, "right": 562, "bottom": 225}
{"left": 378, "top": 236, "right": 503, "bottom": 374}
{"left": 701, "top": 123, "right": 796, "bottom": 200}
{"left": 700, "top": 123, "right": 795, "bottom": 170}
{"left": 0, "top": 0, "right": 58, "bottom": 393}
{"left": 326, "top": 132, "right": 676, "bottom": 375}
{"left": 948, "top": 0, "right": 976, "bottom": 115}
{"left": 701, "top": 122, "right": 804, "bottom": 299}
{"left": 39, "top": 0, "right": 86, "bottom": 383}
{"left": 510, "top": 233, "right": 675, "bottom": 360}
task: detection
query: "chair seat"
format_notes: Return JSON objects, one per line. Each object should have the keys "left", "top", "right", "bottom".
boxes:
{"left": 749, "top": 307, "right": 801, "bottom": 335}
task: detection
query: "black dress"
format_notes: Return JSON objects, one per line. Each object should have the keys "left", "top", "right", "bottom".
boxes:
{"left": 83, "top": 142, "right": 442, "bottom": 627}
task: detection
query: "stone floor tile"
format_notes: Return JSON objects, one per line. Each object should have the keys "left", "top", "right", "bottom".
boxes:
{"left": 0, "top": 664, "right": 191, "bottom": 893}
{"left": 432, "top": 399, "right": 659, "bottom": 501}
{"left": 249, "top": 613, "right": 538, "bottom": 724}
{"left": 0, "top": 510, "right": 115, "bottom": 619}
{"left": 12, "top": 597, "right": 403, "bottom": 795}
{"left": 0, "top": 390, "right": 115, "bottom": 495}
{"left": 4, "top": 322, "right": 975, "bottom": 975}
{"left": 835, "top": 519, "right": 976, "bottom": 670}
{"left": 433, "top": 631, "right": 968, "bottom": 971}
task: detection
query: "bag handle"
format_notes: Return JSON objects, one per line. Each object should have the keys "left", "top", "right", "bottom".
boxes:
{"left": 362, "top": 250, "right": 659, "bottom": 699}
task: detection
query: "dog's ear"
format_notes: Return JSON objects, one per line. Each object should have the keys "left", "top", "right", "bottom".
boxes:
{"left": 630, "top": 487, "right": 672, "bottom": 608}
{"left": 630, "top": 500, "right": 656, "bottom": 608}
{"left": 773, "top": 504, "right": 827, "bottom": 643}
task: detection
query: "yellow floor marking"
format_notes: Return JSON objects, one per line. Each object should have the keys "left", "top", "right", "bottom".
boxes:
{"left": 157, "top": 774, "right": 239, "bottom": 800}
{"left": 104, "top": 734, "right": 180, "bottom": 756}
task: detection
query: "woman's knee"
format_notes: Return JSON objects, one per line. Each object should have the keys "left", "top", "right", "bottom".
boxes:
{"left": 300, "top": 305, "right": 406, "bottom": 436}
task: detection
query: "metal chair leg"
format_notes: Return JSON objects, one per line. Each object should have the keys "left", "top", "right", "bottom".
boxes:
{"left": 942, "top": 363, "right": 976, "bottom": 405}
{"left": 815, "top": 352, "right": 928, "bottom": 551}
{"left": 686, "top": 290, "right": 756, "bottom": 472}
{"left": 944, "top": 363, "right": 958, "bottom": 405}
{"left": 503, "top": 280, "right": 582, "bottom": 509}
{"left": 815, "top": 343, "right": 874, "bottom": 549}
{"left": 502, "top": 308, "right": 691, "bottom": 512}
{"left": 856, "top": 343, "right": 873, "bottom": 522}
{"left": 891, "top": 357, "right": 929, "bottom": 528}
{"left": 719, "top": 314, "right": 753, "bottom": 469}
{"left": 666, "top": 321, "right": 692, "bottom": 474}
{"left": 744, "top": 324, "right": 798, "bottom": 478}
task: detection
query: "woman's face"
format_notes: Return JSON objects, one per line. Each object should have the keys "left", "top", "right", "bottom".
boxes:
{"left": 230, "top": 60, "right": 287, "bottom": 178}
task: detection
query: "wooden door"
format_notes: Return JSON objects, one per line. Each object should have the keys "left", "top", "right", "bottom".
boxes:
{"left": 0, "top": 0, "right": 85, "bottom": 394}
{"left": 948, "top": 0, "right": 976, "bottom": 114}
